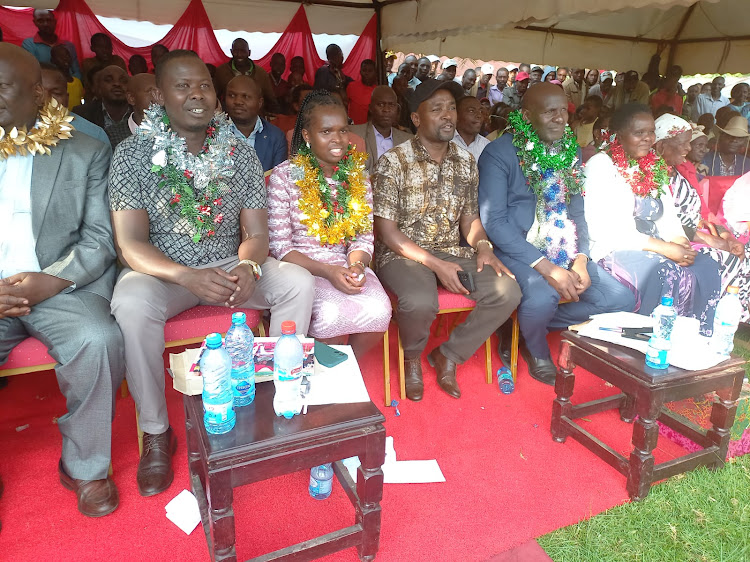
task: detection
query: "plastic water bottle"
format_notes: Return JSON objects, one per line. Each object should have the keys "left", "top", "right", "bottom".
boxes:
{"left": 225, "top": 312, "right": 255, "bottom": 407}
{"left": 200, "top": 333, "right": 236, "bottom": 435}
{"left": 710, "top": 286, "right": 742, "bottom": 355}
{"left": 309, "top": 463, "right": 334, "bottom": 500}
{"left": 645, "top": 336, "right": 671, "bottom": 370}
{"left": 497, "top": 367, "right": 514, "bottom": 394}
{"left": 273, "top": 321, "right": 304, "bottom": 419}
{"left": 652, "top": 296, "right": 677, "bottom": 341}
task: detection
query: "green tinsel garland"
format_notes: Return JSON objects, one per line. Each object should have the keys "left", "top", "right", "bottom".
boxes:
{"left": 507, "top": 110, "right": 585, "bottom": 202}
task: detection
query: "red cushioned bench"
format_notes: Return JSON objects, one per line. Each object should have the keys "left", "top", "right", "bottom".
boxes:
{"left": 1, "top": 306, "right": 265, "bottom": 455}
{"left": 0, "top": 306, "right": 265, "bottom": 379}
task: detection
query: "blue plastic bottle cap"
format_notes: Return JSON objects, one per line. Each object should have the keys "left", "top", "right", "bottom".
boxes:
{"left": 205, "top": 333, "right": 222, "bottom": 348}
{"left": 661, "top": 296, "right": 674, "bottom": 306}
{"left": 231, "top": 311, "right": 246, "bottom": 324}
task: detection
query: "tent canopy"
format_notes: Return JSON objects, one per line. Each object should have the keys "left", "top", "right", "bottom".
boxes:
{"left": 5, "top": 0, "right": 748, "bottom": 74}
{"left": 381, "top": 0, "right": 749, "bottom": 75}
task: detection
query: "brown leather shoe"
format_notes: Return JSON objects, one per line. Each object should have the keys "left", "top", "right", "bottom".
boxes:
{"left": 403, "top": 357, "right": 424, "bottom": 401}
{"left": 58, "top": 460, "right": 119, "bottom": 517}
{"left": 137, "top": 427, "right": 178, "bottom": 497}
{"left": 427, "top": 347, "right": 461, "bottom": 399}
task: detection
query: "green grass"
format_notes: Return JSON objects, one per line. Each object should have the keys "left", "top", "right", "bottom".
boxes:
{"left": 538, "top": 449, "right": 750, "bottom": 562}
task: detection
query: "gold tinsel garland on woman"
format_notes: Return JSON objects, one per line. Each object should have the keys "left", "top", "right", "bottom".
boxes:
{"left": 291, "top": 145, "right": 372, "bottom": 246}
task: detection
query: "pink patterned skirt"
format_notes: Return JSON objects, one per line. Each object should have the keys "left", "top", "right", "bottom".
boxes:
{"left": 309, "top": 269, "right": 392, "bottom": 339}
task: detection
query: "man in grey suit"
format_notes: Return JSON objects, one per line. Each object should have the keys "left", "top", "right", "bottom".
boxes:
{"left": 0, "top": 44, "right": 124, "bottom": 517}
{"left": 349, "top": 85, "right": 413, "bottom": 176}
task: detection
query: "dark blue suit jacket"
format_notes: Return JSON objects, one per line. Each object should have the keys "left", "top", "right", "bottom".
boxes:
{"left": 253, "top": 118, "right": 288, "bottom": 172}
{"left": 477, "top": 133, "right": 590, "bottom": 265}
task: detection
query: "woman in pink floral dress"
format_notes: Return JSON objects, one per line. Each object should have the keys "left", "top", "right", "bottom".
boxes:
{"left": 267, "top": 91, "right": 391, "bottom": 357}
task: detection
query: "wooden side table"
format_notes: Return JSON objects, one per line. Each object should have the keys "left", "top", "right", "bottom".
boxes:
{"left": 184, "top": 382, "right": 386, "bottom": 561}
{"left": 551, "top": 331, "right": 746, "bottom": 500}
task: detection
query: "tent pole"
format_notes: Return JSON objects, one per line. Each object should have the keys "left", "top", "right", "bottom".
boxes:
{"left": 666, "top": 4, "right": 697, "bottom": 71}
{"left": 374, "top": 0, "right": 385, "bottom": 84}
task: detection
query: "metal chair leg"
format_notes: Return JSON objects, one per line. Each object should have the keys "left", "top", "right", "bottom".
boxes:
{"left": 383, "top": 329, "right": 391, "bottom": 407}
{"left": 510, "top": 311, "right": 520, "bottom": 383}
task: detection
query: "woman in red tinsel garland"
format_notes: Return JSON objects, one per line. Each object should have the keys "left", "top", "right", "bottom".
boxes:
{"left": 583, "top": 104, "right": 722, "bottom": 335}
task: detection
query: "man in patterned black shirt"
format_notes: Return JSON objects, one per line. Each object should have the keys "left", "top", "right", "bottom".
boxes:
{"left": 108, "top": 51, "right": 314, "bottom": 498}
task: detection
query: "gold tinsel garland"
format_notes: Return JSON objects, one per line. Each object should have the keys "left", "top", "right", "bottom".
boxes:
{"left": 0, "top": 98, "right": 74, "bottom": 159}
{"left": 291, "top": 148, "right": 372, "bottom": 246}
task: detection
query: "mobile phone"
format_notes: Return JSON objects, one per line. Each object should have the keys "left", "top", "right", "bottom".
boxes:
{"left": 314, "top": 340, "right": 349, "bottom": 368}
{"left": 456, "top": 270, "right": 476, "bottom": 292}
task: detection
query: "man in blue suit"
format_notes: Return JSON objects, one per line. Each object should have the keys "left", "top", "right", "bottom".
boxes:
{"left": 478, "top": 82, "right": 634, "bottom": 384}
{"left": 225, "top": 75, "right": 288, "bottom": 173}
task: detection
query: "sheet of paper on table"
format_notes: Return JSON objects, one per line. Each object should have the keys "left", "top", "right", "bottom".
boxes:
{"left": 575, "top": 312, "right": 730, "bottom": 371}
{"left": 305, "top": 345, "right": 371, "bottom": 405}
{"left": 343, "top": 436, "right": 446, "bottom": 484}
{"left": 165, "top": 489, "right": 201, "bottom": 535}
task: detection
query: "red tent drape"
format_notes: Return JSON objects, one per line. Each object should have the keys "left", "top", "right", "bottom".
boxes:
{"left": 53, "top": 0, "right": 228, "bottom": 68}
{"left": 255, "top": 7, "right": 376, "bottom": 85}
{"left": 1, "top": 1, "right": 375, "bottom": 81}
{"left": 255, "top": 6, "right": 323, "bottom": 86}
{"left": 0, "top": 7, "right": 37, "bottom": 45}
{"left": 341, "top": 14, "right": 377, "bottom": 81}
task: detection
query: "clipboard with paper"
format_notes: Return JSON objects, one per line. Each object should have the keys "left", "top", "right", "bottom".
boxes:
{"left": 574, "top": 312, "right": 730, "bottom": 371}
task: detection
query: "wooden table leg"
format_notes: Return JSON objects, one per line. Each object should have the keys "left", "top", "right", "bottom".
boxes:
{"left": 619, "top": 394, "right": 636, "bottom": 423}
{"left": 208, "top": 468, "right": 236, "bottom": 562}
{"left": 551, "top": 339, "right": 575, "bottom": 443}
{"left": 626, "top": 393, "right": 663, "bottom": 500}
{"left": 706, "top": 373, "right": 745, "bottom": 470}
{"left": 356, "top": 426, "right": 386, "bottom": 561}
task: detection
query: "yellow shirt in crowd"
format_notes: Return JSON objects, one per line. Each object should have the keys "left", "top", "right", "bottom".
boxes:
{"left": 67, "top": 76, "right": 84, "bottom": 109}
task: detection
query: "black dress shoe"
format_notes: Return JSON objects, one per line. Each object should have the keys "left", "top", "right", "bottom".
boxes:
{"left": 137, "top": 427, "right": 177, "bottom": 497}
{"left": 58, "top": 460, "right": 119, "bottom": 517}
{"left": 427, "top": 348, "right": 461, "bottom": 399}
{"left": 520, "top": 346, "right": 557, "bottom": 385}
{"left": 403, "top": 357, "right": 424, "bottom": 401}
{"left": 496, "top": 319, "right": 514, "bottom": 367}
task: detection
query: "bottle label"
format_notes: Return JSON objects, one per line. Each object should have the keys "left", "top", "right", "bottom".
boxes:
{"left": 276, "top": 365, "right": 302, "bottom": 381}
{"left": 235, "top": 380, "right": 251, "bottom": 395}
{"left": 204, "top": 402, "right": 231, "bottom": 422}
{"left": 645, "top": 346, "right": 669, "bottom": 369}
{"left": 309, "top": 475, "right": 332, "bottom": 495}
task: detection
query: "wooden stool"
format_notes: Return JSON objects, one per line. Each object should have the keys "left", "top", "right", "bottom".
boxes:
{"left": 551, "top": 331, "right": 746, "bottom": 500}
{"left": 184, "top": 382, "right": 386, "bottom": 561}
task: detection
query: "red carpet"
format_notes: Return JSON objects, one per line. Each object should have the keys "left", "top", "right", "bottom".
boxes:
{"left": 0, "top": 328, "right": 690, "bottom": 561}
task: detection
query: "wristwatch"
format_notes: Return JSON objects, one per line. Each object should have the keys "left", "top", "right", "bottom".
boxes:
{"left": 238, "top": 259, "right": 262, "bottom": 281}
{"left": 475, "top": 239, "right": 494, "bottom": 252}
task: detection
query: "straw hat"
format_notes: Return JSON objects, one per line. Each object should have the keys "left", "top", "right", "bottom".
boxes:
{"left": 715, "top": 115, "right": 750, "bottom": 138}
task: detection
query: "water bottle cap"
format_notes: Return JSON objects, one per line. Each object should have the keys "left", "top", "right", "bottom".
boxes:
{"left": 280, "top": 320, "right": 296, "bottom": 335}
{"left": 727, "top": 286, "right": 739, "bottom": 294}
{"left": 660, "top": 296, "right": 673, "bottom": 306}
{"left": 231, "top": 311, "right": 247, "bottom": 324}
{"left": 205, "top": 333, "right": 223, "bottom": 349}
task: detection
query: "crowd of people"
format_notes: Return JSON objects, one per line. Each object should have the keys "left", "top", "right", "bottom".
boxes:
{"left": 2, "top": 8, "right": 750, "bottom": 523}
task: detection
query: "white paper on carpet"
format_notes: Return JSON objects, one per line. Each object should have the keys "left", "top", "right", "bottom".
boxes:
{"left": 343, "top": 436, "right": 445, "bottom": 484}
{"left": 165, "top": 489, "right": 201, "bottom": 535}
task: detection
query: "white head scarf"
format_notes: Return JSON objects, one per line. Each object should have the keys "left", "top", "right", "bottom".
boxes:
{"left": 654, "top": 113, "right": 692, "bottom": 142}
